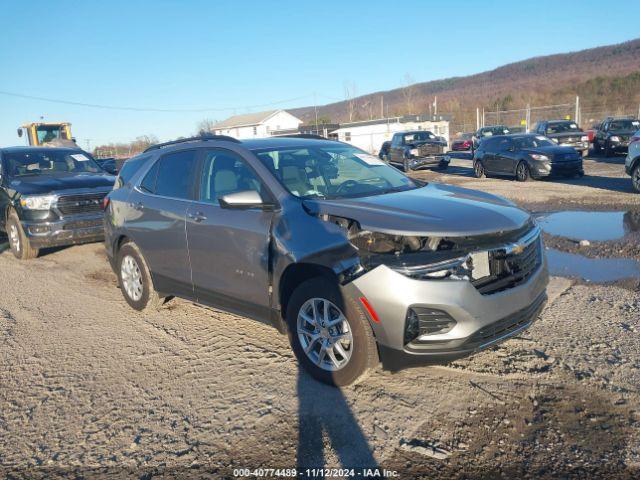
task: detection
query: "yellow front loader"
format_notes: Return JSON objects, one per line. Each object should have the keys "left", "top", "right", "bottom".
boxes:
{"left": 17, "top": 122, "right": 77, "bottom": 147}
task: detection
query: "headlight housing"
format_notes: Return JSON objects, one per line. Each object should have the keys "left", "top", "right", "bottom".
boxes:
{"left": 530, "top": 154, "right": 549, "bottom": 161}
{"left": 610, "top": 136, "right": 620, "bottom": 142}
{"left": 390, "top": 255, "right": 471, "bottom": 279}
{"left": 19, "top": 194, "right": 57, "bottom": 210}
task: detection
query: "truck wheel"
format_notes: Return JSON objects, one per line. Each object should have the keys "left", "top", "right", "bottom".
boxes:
{"left": 473, "top": 160, "right": 485, "bottom": 178}
{"left": 515, "top": 161, "right": 531, "bottom": 182}
{"left": 632, "top": 164, "right": 640, "bottom": 193}
{"left": 7, "top": 212, "right": 39, "bottom": 260}
{"left": 117, "top": 241, "right": 163, "bottom": 312}
{"left": 593, "top": 139, "right": 601, "bottom": 154}
{"left": 286, "top": 277, "right": 378, "bottom": 386}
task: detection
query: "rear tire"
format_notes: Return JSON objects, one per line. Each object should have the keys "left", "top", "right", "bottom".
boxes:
{"left": 473, "top": 160, "right": 485, "bottom": 178}
{"left": 117, "top": 242, "right": 163, "bottom": 312}
{"left": 286, "top": 277, "right": 378, "bottom": 386}
{"left": 7, "top": 212, "right": 39, "bottom": 260}
{"left": 516, "top": 161, "right": 531, "bottom": 182}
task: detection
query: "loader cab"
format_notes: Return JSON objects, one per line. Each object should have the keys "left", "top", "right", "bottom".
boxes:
{"left": 18, "top": 122, "right": 74, "bottom": 147}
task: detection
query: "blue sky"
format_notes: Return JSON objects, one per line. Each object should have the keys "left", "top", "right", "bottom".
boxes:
{"left": 1, "top": 0, "right": 639, "bottom": 148}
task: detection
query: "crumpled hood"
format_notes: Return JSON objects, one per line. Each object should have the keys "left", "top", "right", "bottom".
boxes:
{"left": 303, "top": 183, "right": 531, "bottom": 237}
{"left": 8, "top": 173, "right": 115, "bottom": 195}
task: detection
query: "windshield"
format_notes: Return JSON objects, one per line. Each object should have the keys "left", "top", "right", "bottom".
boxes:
{"left": 514, "top": 135, "right": 555, "bottom": 149}
{"left": 403, "top": 131, "right": 436, "bottom": 143}
{"left": 4, "top": 150, "right": 103, "bottom": 177}
{"left": 252, "top": 144, "right": 417, "bottom": 199}
{"left": 546, "top": 122, "right": 580, "bottom": 134}
{"left": 609, "top": 119, "right": 640, "bottom": 131}
{"left": 36, "top": 125, "right": 64, "bottom": 144}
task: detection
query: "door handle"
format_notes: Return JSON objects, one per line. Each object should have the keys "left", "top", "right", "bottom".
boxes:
{"left": 188, "top": 211, "right": 207, "bottom": 223}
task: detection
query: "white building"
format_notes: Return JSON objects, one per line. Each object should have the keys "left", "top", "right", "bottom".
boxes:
{"left": 212, "top": 109, "right": 303, "bottom": 139}
{"left": 331, "top": 115, "right": 450, "bottom": 154}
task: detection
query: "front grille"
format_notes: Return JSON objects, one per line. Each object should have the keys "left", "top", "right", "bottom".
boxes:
{"left": 471, "top": 231, "right": 542, "bottom": 295}
{"left": 467, "top": 292, "right": 546, "bottom": 347}
{"left": 418, "top": 143, "right": 444, "bottom": 156}
{"left": 559, "top": 136, "right": 579, "bottom": 143}
{"left": 57, "top": 193, "right": 107, "bottom": 216}
{"left": 62, "top": 219, "right": 103, "bottom": 230}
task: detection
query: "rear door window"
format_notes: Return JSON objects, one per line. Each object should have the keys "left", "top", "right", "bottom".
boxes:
{"left": 140, "top": 150, "right": 198, "bottom": 199}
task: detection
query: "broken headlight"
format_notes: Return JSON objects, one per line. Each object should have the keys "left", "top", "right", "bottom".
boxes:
{"left": 391, "top": 254, "right": 471, "bottom": 279}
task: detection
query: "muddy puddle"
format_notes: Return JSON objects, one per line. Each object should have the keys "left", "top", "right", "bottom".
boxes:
{"left": 535, "top": 210, "right": 640, "bottom": 241}
{"left": 534, "top": 210, "right": 640, "bottom": 283}
{"left": 546, "top": 248, "right": 640, "bottom": 283}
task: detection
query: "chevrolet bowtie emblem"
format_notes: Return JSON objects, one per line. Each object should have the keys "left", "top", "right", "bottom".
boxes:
{"left": 511, "top": 244, "right": 525, "bottom": 254}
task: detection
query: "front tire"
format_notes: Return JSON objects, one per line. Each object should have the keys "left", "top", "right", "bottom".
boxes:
{"left": 516, "top": 161, "right": 531, "bottom": 182}
{"left": 286, "top": 277, "right": 378, "bottom": 386}
{"left": 117, "top": 242, "right": 163, "bottom": 312}
{"left": 632, "top": 164, "right": 640, "bottom": 193}
{"left": 7, "top": 212, "right": 39, "bottom": 260}
{"left": 473, "top": 160, "right": 485, "bottom": 178}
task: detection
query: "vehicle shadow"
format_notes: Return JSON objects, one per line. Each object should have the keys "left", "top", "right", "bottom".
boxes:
{"left": 584, "top": 152, "right": 627, "bottom": 164}
{"left": 543, "top": 174, "right": 635, "bottom": 193}
{"left": 296, "top": 367, "right": 379, "bottom": 477}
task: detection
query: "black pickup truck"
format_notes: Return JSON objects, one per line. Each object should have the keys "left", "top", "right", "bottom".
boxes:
{"left": 0, "top": 146, "right": 115, "bottom": 259}
{"left": 387, "top": 130, "right": 448, "bottom": 171}
{"left": 593, "top": 117, "right": 640, "bottom": 156}
{"left": 534, "top": 120, "right": 589, "bottom": 157}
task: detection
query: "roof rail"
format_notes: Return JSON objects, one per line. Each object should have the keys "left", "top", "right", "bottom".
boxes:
{"left": 273, "top": 133, "right": 330, "bottom": 140}
{"left": 143, "top": 133, "right": 241, "bottom": 153}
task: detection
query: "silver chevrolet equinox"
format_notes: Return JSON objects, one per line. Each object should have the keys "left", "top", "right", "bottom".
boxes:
{"left": 104, "top": 134, "right": 549, "bottom": 386}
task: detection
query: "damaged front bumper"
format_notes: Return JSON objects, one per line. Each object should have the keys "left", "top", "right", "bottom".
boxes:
{"left": 342, "top": 246, "right": 549, "bottom": 370}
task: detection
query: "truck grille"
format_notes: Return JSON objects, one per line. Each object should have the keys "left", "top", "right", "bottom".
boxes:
{"left": 472, "top": 230, "right": 542, "bottom": 295}
{"left": 57, "top": 193, "right": 107, "bottom": 216}
{"left": 418, "top": 143, "right": 444, "bottom": 156}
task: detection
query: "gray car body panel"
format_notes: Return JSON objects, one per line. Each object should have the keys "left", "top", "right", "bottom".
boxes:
{"left": 105, "top": 137, "right": 548, "bottom": 366}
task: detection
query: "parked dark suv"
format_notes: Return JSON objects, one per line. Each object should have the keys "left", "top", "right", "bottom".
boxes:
{"left": 105, "top": 135, "right": 548, "bottom": 385}
{"left": 473, "top": 134, "right": 584, "bottom": 181}
{"left": 593, "top": 117, "right": 640, "bottom": 156}
{"left": 0, "top": 146, "right": 115, "bottom": 259}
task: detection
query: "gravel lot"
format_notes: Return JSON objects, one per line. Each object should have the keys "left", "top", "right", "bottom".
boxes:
{"left": 0, "top": 153, "right": 638, "bottom": 478}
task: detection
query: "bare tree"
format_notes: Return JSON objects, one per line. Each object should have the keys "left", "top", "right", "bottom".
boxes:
{"left": 196, "top": 118, "right": 217, "bottom": 135}
{"left": 401, "top": 74, "right": 418, "bottom": 115}
{"left": 344, "top": 81, "right": 357, "bottom": 122}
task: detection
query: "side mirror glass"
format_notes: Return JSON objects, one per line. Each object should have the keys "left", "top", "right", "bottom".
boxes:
{"left": 17, "top": 128, "right": 23, "bottom": 138}
{"left": 219, "top": 190, "right": 272, "bottom": 210}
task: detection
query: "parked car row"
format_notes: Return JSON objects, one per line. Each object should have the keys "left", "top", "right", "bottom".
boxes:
{"left": 1, "top": 135, "right": 549, "bottom": 386}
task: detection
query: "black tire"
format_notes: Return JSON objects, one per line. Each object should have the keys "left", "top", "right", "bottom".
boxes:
{"left": 6, "top": 211, "right": 39, "bottom": 260}
{"left": 515, "top": 161, "right": 531, "bottom": 182}
{"left": 473, "top": 160, "right": 485, "bottom": 178}
{"left": 604, "top": 141, "right": 612, "bottom": 157}
{"left": 116, "top": 241, "right": 163, "bottom": 312}
{"left": 632, "top": 164, "right": 640, "bottom": 193}
{"left": 593, "top": 139, "right": 601, "bottom": 153}
{"left": 286, "top": 277, "right": 378, "bottom": 386}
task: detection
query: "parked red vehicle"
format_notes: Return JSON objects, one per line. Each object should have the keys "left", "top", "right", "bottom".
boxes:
{"left": 586, "top": 122, "right": 600, "bottom": 143}
{"left": 451, "top": 133, "right": 474, "bottom": 151}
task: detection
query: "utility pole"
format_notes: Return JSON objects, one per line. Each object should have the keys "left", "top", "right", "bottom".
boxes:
{"left": 476, "top": 107, "right": 480, "bottom": 130}
{"left": 313, "top": 92, "right": 319, "bottom": 135}
{"left": 575, "top": 96, "right": 580, "bottom": 125}
{"left": 380, "top": 96, "right": 384, "bottom": 119}
{"left": 433, "top": 96, "right": 437, "bottom": 117}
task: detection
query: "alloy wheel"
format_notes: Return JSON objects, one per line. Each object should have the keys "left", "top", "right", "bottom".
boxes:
{"left": 633, "top": 166, "right": 640, "bottom": 192}
{"left": 120, "top": 255, "right": 144, "bottom": 301}
{"left": 516, "top": 162, "right": 529, "bottom": 181}
{"left": 9, "top": 224, "right": 20, "bottom": 253}
{"left": 297, "top": 298, "right": 354, "bottom": 371}
{"left": 474, "top": 161, "right": 484, "bottom": 178}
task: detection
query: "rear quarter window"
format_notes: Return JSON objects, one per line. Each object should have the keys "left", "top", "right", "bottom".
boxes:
{"left": 115, "top": 154, "right": 151, "bottom": 189}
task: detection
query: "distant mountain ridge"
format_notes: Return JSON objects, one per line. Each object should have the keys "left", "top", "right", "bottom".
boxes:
{"left": 291, "top": 38, "right": 640, "bottom": 128}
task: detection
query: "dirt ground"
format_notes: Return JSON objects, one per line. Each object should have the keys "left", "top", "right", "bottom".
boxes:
{"left": 0, "top": 153, "right": 639, "bottom": 479}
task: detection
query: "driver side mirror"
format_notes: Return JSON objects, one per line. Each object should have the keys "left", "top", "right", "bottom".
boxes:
{"left": 17, "top": 128, "right": 23, "bottom": 138}
{"left": 219, "top": 190, "right": 274, "bottom": 210}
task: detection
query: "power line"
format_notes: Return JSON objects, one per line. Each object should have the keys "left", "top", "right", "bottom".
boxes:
{"left": 0, "top": 90, "right": 316, "bottom": 113}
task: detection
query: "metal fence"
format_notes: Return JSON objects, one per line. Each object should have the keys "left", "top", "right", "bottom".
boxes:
{"left": 448, "top": 98, "right": 640, "bottom": 136}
